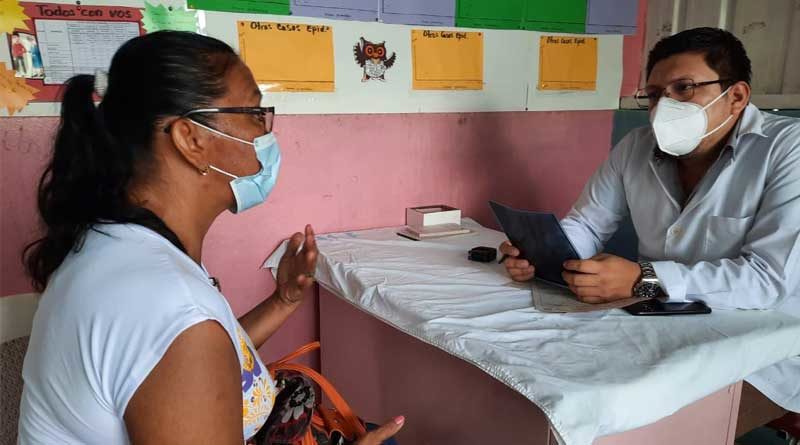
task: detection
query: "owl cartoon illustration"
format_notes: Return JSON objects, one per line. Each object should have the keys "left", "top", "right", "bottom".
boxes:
{"left": 353, "top": 37, "right": 396, "bottom": 82}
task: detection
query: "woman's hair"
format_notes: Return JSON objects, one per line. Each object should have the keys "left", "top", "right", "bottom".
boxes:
{"left": 23, "top": 31, "right": 239, "bottom": 291}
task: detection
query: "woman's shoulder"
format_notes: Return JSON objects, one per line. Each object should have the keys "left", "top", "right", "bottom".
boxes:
{"left": 44, "top": 223, "right": 233, "bottom": 323}
{"left": 26, "top": 224, "right": 244, "bottom": 421}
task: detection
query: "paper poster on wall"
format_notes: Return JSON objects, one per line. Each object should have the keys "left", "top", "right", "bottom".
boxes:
{"left": 455, "top": 0, "right": 524, "bottom": 29}
{"left": 380, "top": 0, "right": 455, "bottom": 27}
{"left": 238, "top": 21, "right": 334, "bottom": 92}
{"left": 585, "top": 0, "right": 638, "bottom": 34}
{"left": 523, "top": 0, "right": 586, "bottom": 33}
{"left": 0, "top": 61, "right": 37, "bottom": 114}
{"left": 538, "top": 35, "right": 597, "bottom": 90}
{"left": 141, "top": 2, "right": 198, "bottom": 33}
{"left": 187, "top": 0, "right": 289, "bottom": 15}
{"left": 8, "top": 3, "right": 143, "bottom": 102}
{"left": 291, "top": 0, "right": 378, "bottom": 22}
{"left": 353, "top": 37, "right": 396, "bottom": 81}
{"left": 411, "top": 29, "right": 482, "bottom": 90}
{"left": 0, "top": 0, "right": 29, "bottom": 34}
{"left": 35, "top": 20, "right": 140, "bottom": 85}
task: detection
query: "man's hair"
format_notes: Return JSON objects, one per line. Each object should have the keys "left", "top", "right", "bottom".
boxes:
{"left": 646, "top": 27, "right": 752, "bottom": 86}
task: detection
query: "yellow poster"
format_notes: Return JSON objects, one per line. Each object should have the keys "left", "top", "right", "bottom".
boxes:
{"left": 0, "top": 62, "right": 37, "bottom": 115}
{"left": 538, "top": 36, "right": 598, "bottom": 91}
{"left": 238, "top": 21, "right": 334, "bottom": 92}
{"left": 0, "top": 0, "right": 30, "bottom": 35}
{"left": 411, "top": 29, "right": 483, "bottom": 91}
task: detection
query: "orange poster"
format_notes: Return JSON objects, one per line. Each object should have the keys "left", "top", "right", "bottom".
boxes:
{"left": 238, "top": 21, "right": 334, "bottom": 93}
{"left": 411, "top": 29, "right": 483, "bottom": 90}
{"left": 538, "top": 35, "right": 598, "bottom": 91}
{"left": 0, "top": 61, "right": 38, "bottom": 115}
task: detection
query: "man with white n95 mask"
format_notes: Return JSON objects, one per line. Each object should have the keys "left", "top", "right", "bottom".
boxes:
{"left": 500, "top": 27, "right": 800, "bottom": 435}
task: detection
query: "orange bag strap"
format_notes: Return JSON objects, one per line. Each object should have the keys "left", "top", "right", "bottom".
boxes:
{"left": 268, "top": 341, "right": 321, "bottom": 372}
{"left": 301, "top": 428, "right": 315, "bottom": 445}
{"left": 311, "top": 412, "right": 326, "bottom": 430}
{"left": 271, "top": 361, "right": 367, "bottom": 438}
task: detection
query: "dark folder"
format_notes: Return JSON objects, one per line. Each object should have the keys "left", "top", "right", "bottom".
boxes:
{"left": 489, "top": 201, "right": 580, "bottom": 287}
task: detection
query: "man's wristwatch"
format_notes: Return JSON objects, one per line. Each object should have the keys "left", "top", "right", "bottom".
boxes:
{"left": 633, "top": 261, "right": 663, "bottom": 300}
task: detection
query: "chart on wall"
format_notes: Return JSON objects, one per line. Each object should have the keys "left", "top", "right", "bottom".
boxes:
{"left": 523, "top": 0, "right": 586, "bottom": 33}
{"left": 3, "top": 2, "right": 143, "bottom": 103}
{"left": 585, "top": 0, "right": 638, "bottom": 35}
{"left": 455, "top": 0, "right": 525, "bottom": 30}
{"left": 187, "top": 0, "right": 290, "bottom": 15}
{"left": 1, "top": 0, "right": 630, "bottom": 115}
{"left": 184, "top": 0, "right": 640, "bottom": 34}
{"left": 379, "top": 0, "right": 456, "bottom": 27}
{"left": 183, "top": 0, "right": 639, "bottom": 34}
{"left": 291, "top": 0, "right": 378, "bottom": 22}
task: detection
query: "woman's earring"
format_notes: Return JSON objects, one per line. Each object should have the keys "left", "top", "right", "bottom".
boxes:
{"left": 200, "top": 165, "right": 210, "bottom": 176}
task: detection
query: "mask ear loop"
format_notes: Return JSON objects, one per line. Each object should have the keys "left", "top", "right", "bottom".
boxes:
{"left": 701, "top": 86, "right": 732, "bottom": 111}
{"left": 701, "top": 113, "right": 734, "bottom": 139}
{"left": 187, "top": 118, "right": 254, "bottom": 146}
{"left": 187, "top": 119, "right": 249, "bottom": 179}
{"left": 696, "top": 86, "right": 734, "bottom": 140}
{"left": 209, "top": 165, "right": 238, "bottom": 179}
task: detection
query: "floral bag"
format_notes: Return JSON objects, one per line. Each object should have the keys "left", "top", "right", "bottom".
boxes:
{"left": 252, "top": 342, "right": 368, "bottom": 445}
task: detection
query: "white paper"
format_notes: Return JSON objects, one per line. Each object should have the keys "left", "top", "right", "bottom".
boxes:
{"left": 35, "top": 19, "right": 140, "bottom": 85}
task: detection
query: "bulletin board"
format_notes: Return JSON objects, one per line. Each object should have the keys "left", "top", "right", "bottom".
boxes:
{"left": 0, "top": 0, "right": 177, "bottom": 116}
{"left": 0, "top": 0, "right": 630, "bottom": 116}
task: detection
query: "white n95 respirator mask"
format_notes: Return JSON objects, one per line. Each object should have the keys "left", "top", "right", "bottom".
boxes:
{"left": 650, "top": 87, "right": 733, "bottom": 156}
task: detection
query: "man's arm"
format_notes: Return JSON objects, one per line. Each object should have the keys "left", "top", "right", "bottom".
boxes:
{"left": 560, "top": 131, "right": 635, "bottom": 259}
{"left": 653, "top": 133, "right": 800, "bottom": 308}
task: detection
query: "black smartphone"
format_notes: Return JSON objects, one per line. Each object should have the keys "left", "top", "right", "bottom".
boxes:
{"left": 624, "top": 300, "right": 711, "bottom": 316}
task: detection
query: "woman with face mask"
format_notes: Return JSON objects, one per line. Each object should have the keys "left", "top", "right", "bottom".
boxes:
{"left": 18, "top": 31, "right": 403, "bottom": 445}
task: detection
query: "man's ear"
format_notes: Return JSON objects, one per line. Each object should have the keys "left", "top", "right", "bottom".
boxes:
{"left": 169, "top": 118, "right": 211, "bottom": 173}
{"left": 728, "top": 81, "right": 751, "bottom": 116}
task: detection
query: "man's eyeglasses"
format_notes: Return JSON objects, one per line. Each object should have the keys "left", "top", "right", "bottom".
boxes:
{"left": 164, "top": 106, "right": 275, "bottom": 134}
{"left": 634, "top": 79, "right": 731, "bottom": 108}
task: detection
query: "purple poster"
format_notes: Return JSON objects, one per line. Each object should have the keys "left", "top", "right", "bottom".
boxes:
{"left": 585, "top": 0, "right": 638, "bottom": 35}
{"left": 291, "top": 0, "right": 378, "bottom": 22}
{"left": 380, "top": 0, "right": 456, "bottom": 26}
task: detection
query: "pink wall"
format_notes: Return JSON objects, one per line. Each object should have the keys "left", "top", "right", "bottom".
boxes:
{"left": 0, "top": 111, "right": 613, "bottom": 362}
{"left": 0, "top": 1, "right": 648, "bottom": 363}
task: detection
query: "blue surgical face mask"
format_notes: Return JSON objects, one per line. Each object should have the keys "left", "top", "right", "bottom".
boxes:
{"left": 189, "top": 120, "right": 281, "bottom": 214}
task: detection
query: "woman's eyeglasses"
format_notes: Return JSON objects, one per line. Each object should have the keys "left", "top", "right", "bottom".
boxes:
{"left": 164, "top": 106, "right": 275, "bottom": 133}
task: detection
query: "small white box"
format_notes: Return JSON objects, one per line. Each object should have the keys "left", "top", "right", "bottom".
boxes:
{"left": 406, "top": 205, "right": 462, "bottom": 227}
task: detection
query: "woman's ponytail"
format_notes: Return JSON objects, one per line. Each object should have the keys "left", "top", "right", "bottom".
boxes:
{"left": 24, "top": 74, "right": 134, "bottom": 291}
{"left": 23, "top": 31, "right": 238, "bottom": 291}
